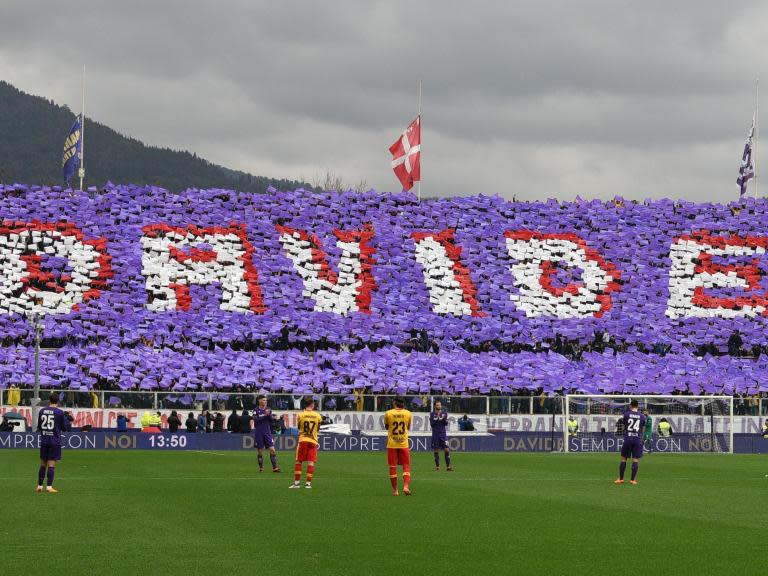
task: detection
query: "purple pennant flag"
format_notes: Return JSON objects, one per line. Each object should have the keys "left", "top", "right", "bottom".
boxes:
{"left": 737, "top": 115, "right": 755, "bottom": 196}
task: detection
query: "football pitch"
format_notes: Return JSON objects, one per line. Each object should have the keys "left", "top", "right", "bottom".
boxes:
{"left": 2, "top": 450, "right": 765, "bottom": 575}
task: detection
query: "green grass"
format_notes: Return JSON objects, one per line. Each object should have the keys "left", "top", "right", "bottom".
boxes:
{"left": 1, "top": 450, "right": 766, "bottom": 575}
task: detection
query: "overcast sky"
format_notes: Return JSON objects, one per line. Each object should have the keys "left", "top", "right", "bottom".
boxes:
{"left": 1, "top": 1, "right": 766, "bottom": 201}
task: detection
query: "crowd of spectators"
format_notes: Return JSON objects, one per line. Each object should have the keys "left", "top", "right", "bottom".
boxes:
{"left": 0, "top": 185, "right": 767, "bottom": 400}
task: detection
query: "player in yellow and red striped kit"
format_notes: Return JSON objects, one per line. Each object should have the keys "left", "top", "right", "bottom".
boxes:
{"left": 289, "top": 397, "right": 323, "bottom": 489}
{"left": 384, "top": 397, "right": 412, "bottom": 496}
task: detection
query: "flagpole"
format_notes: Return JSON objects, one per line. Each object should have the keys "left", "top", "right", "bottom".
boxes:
{"left": 417, "top": 79, "right": 422, "bottom": 202}
{"left": 79, "top": 65, "right": 86, "bottom": 192}
{"left": 755, "top": 77, "right": 759, "bottom": 197}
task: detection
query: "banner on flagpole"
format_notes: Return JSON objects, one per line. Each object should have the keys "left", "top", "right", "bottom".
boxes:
{"left": 62, "top": 116, "right": 82, "bottom": 184}
{"left": 389, "top": 116, "right": 420, "bottom": 191}
{"left": 737, "top": 116, "right": 755, "bottom": 196}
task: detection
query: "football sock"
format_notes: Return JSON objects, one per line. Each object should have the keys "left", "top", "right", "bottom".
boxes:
{"left": 434, "top": 451, "right": 440, "bottom": 467}
{"left": 37, "top": 465, "right": 45, "bottom": 486}
{"left": 294, "top": 462, "right": 302, "bottom": 482}
{"left": 46, "top": 466, "right": 55, "bottom": 487}
{"left": 270, "top": 453, "right": 278, "bottom": 469}
{"left": 389, "top": 466, "right": 398, "bottom": 490}
{"left": 257, "top": 454, "right": 264, "bottom": 469}
{"left": 306, "top": 463, "right": 314, "bottom": 483}
{"left": 403, "top": 468, "right": 411, "bottom": 489}
{"left": 631, "top": 462, "right": 638, "bottom": 481}
{"left": 445, "top": 450, "right": 451, "bottom": 467}
{"left": 619, "top": 461, "right": 627, "bottom": 480}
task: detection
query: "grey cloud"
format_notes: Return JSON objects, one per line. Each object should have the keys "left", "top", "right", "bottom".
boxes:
{"left": 0, "top": 0, "right": 765, "bottom": 200}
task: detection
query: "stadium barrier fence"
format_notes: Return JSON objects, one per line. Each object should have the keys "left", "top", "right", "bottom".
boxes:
{"left": 1, "top": 390, "right": 560, "bottom": 415}
{"left": 7, "top": 389, "right": 766, "bottom": 415}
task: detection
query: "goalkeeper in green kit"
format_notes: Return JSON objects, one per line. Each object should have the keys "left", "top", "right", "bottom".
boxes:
{"left": 642, "top": 408, "right": 653, "bottom": 453}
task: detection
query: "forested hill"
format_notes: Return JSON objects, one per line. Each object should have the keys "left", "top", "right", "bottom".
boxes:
{"left": 0, "top": 81, "right": 306, "bottom": 193}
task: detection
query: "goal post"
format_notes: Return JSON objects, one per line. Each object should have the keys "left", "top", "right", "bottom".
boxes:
{"left": 564, "top": 395, "right": 734, "bottom": 454}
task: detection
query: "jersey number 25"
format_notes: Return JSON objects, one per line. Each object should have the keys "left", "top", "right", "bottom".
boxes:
{"left": 40, "top": 413, "right": 55, "bottom": 431}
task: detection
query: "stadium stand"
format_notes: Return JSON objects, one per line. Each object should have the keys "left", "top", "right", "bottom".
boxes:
{"left": 0, "top": 184, "right": 767, "bottom": 399}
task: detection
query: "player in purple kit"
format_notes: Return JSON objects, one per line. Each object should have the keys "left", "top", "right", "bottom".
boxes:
{"left": 429, "top": 400, "right": 453, "bottom": 471}
{"left": 253, "top": 395, "right": 281, "bottom": 473}
{"left": 36, "top": 392, "right": 71, "bottom": 493}
{"left": 614, "top": 399, "right": 646, "bottom": 485}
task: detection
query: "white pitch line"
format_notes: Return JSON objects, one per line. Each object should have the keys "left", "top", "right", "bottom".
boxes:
{"left": 0, "top": 475, "right": 703, "bottom": 482}
{"left": 188, "top": 450, "right": 228, "bottom": 456}
{"left": 0, "top": 476, "right": 268, "bottom": 481}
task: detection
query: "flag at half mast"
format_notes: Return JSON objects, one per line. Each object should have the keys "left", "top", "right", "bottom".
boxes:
{"left": 62, "top": 115, "right": 82, "bottom": 184}
{"left": 389, "top": 116, "right": 420, "bottom": 191}
{"left": 737, "top": 115, "right": 755, "bottom": 196}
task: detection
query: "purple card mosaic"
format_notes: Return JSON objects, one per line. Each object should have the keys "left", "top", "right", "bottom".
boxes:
{"left": 0, "top": 183, "right": 766, "bottom": 394}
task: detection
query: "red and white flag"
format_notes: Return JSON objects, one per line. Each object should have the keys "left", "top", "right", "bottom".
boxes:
{"left": 389, "top": 116, "right": 420, "bottom": 191}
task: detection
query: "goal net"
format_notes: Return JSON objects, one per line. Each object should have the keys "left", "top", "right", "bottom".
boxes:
{"left": 564, "top": 395, "right": 733, "bottom": 454}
